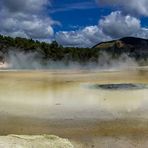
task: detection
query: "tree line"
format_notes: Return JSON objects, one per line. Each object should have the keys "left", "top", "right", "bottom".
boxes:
{"left": 0, "top": 34, "right": 101, "bottom": 64}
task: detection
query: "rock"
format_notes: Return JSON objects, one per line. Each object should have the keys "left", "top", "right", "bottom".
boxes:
{"left": 0, "top": 134, "right": 74, "bottom": 148}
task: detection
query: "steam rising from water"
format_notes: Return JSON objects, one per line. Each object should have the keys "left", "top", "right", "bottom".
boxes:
{"left": 0, "top": 62, "right": 9, "bottom": 68}
{"left": 1, "top": 50, "right": 138, "bottom": 70}
{"left": 0, "top": 67, "right": 147, "bottom": 147}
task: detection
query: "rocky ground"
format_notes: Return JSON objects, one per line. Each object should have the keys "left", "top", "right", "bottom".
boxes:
{"left": 0, "top": 135, "right": 73, "bottom": 148}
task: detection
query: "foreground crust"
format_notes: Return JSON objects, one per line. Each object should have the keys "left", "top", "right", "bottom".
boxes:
{"left": 0, "top": 135, "right": 74, "bottom": 148}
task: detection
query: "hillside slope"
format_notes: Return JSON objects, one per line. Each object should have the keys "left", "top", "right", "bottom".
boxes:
{"left": 93, "top": 37, "right": 148, "bottom": 59}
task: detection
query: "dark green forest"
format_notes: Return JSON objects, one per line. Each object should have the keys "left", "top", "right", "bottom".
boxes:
{"left": 0, "top": 35, "right": 101, "bottom": 64}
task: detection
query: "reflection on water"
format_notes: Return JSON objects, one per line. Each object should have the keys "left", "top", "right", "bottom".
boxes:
{"left": 88, "top": 83, "right": 148, "bottom": 90}
{"left": 0, "top": 69, "right": 148, "bottom": 147}
{"left": 0, "top": 69, "right": 148, "bottom": 119}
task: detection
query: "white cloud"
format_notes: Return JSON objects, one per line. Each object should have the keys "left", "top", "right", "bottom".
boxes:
{"left": 97, "top": 0, "right": 148, "bottom": 16}
{"left": 99, "top": 11, "right": 148, "bottom": 39}
{"left": 55, "top": 26, "right": 111, "bottom": 47}
{"left": 56, "top": 11, "right": 148, "bottom": 47}
{"left": 138, "top": 28, "right": 148, "bottom": 39}
{"left": 1, "top": 0, "right": 50, "bottom": 14}
{"left": 99, "top": 11, "right": 141, "bottom": 38}
{"left": 0, "top": 0, "right": 55, "bottom": 40}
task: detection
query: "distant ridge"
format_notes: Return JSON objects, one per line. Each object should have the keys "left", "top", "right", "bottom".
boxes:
{"left": 93, "top": 37, "right": 148, "bottom": 59}
{"left": 93, "top": 37, "right": 148, "bottom": 48}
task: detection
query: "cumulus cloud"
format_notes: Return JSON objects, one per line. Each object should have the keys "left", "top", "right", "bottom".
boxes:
{"left": 99, "top": 11, "right": 141, "bottom": 38}
{"left": 139, "top": 28, "right": 148, "bottom": 39}
{"left": 97, "top": 0, "right": 148, "bottom": 16}
{"left": 56, "top": 11, "right": 148, "bottom": 47}
{"left": 0, "top": 0, "right": 56, "bottom": 40}
{"left": 1, "top": 0, "right": 50, "bottom": 14}
{"left": 56, "top": 26, "right": 111, "bottom": 47}
{"left": 99, "top": 11, "right": 148, "bottom": 39}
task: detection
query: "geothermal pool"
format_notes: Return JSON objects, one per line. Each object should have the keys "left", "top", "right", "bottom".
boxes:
{"left": 0, "top": 68, "right": 148, "bottom": 147}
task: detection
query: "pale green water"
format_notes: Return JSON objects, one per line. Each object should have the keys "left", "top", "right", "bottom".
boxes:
{"left": 0, "top": 69, "right": 148, "bottom": 118}
{"left": 0, "top": 69, "right": 148, "bottom": 147}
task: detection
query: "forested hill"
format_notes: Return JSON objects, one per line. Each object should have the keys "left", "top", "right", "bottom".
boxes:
{"left": 93, "top": 37, "right": 148, "bottom": 59}
{"left": 0, "top": 35, "right": 148, "bottom": 64}
{"left": 0, "top": 35, "right": 99, "bottom": 63}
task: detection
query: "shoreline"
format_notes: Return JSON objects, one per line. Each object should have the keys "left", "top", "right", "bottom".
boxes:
{"left": 1, "top": 114, "right": 148, "bottom": 147}
{"left": 1, "top": 113, "right": 148, "bottom": 137}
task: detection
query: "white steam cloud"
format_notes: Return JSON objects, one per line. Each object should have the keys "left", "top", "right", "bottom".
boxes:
{"left": 1, "top": 49, "right": 138, "bottom": 71}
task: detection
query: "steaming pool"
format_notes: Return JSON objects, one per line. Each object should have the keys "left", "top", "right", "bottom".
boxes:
{"left": 0, "top": 68, "right": 148, "bottom": 147}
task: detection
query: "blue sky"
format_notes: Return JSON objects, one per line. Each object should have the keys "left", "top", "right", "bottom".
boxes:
{"left": 51, "top": 0, "right": 112, "bottom": 32}
{"left": 0, "top": 0, "right": 148, "bottom": 47}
